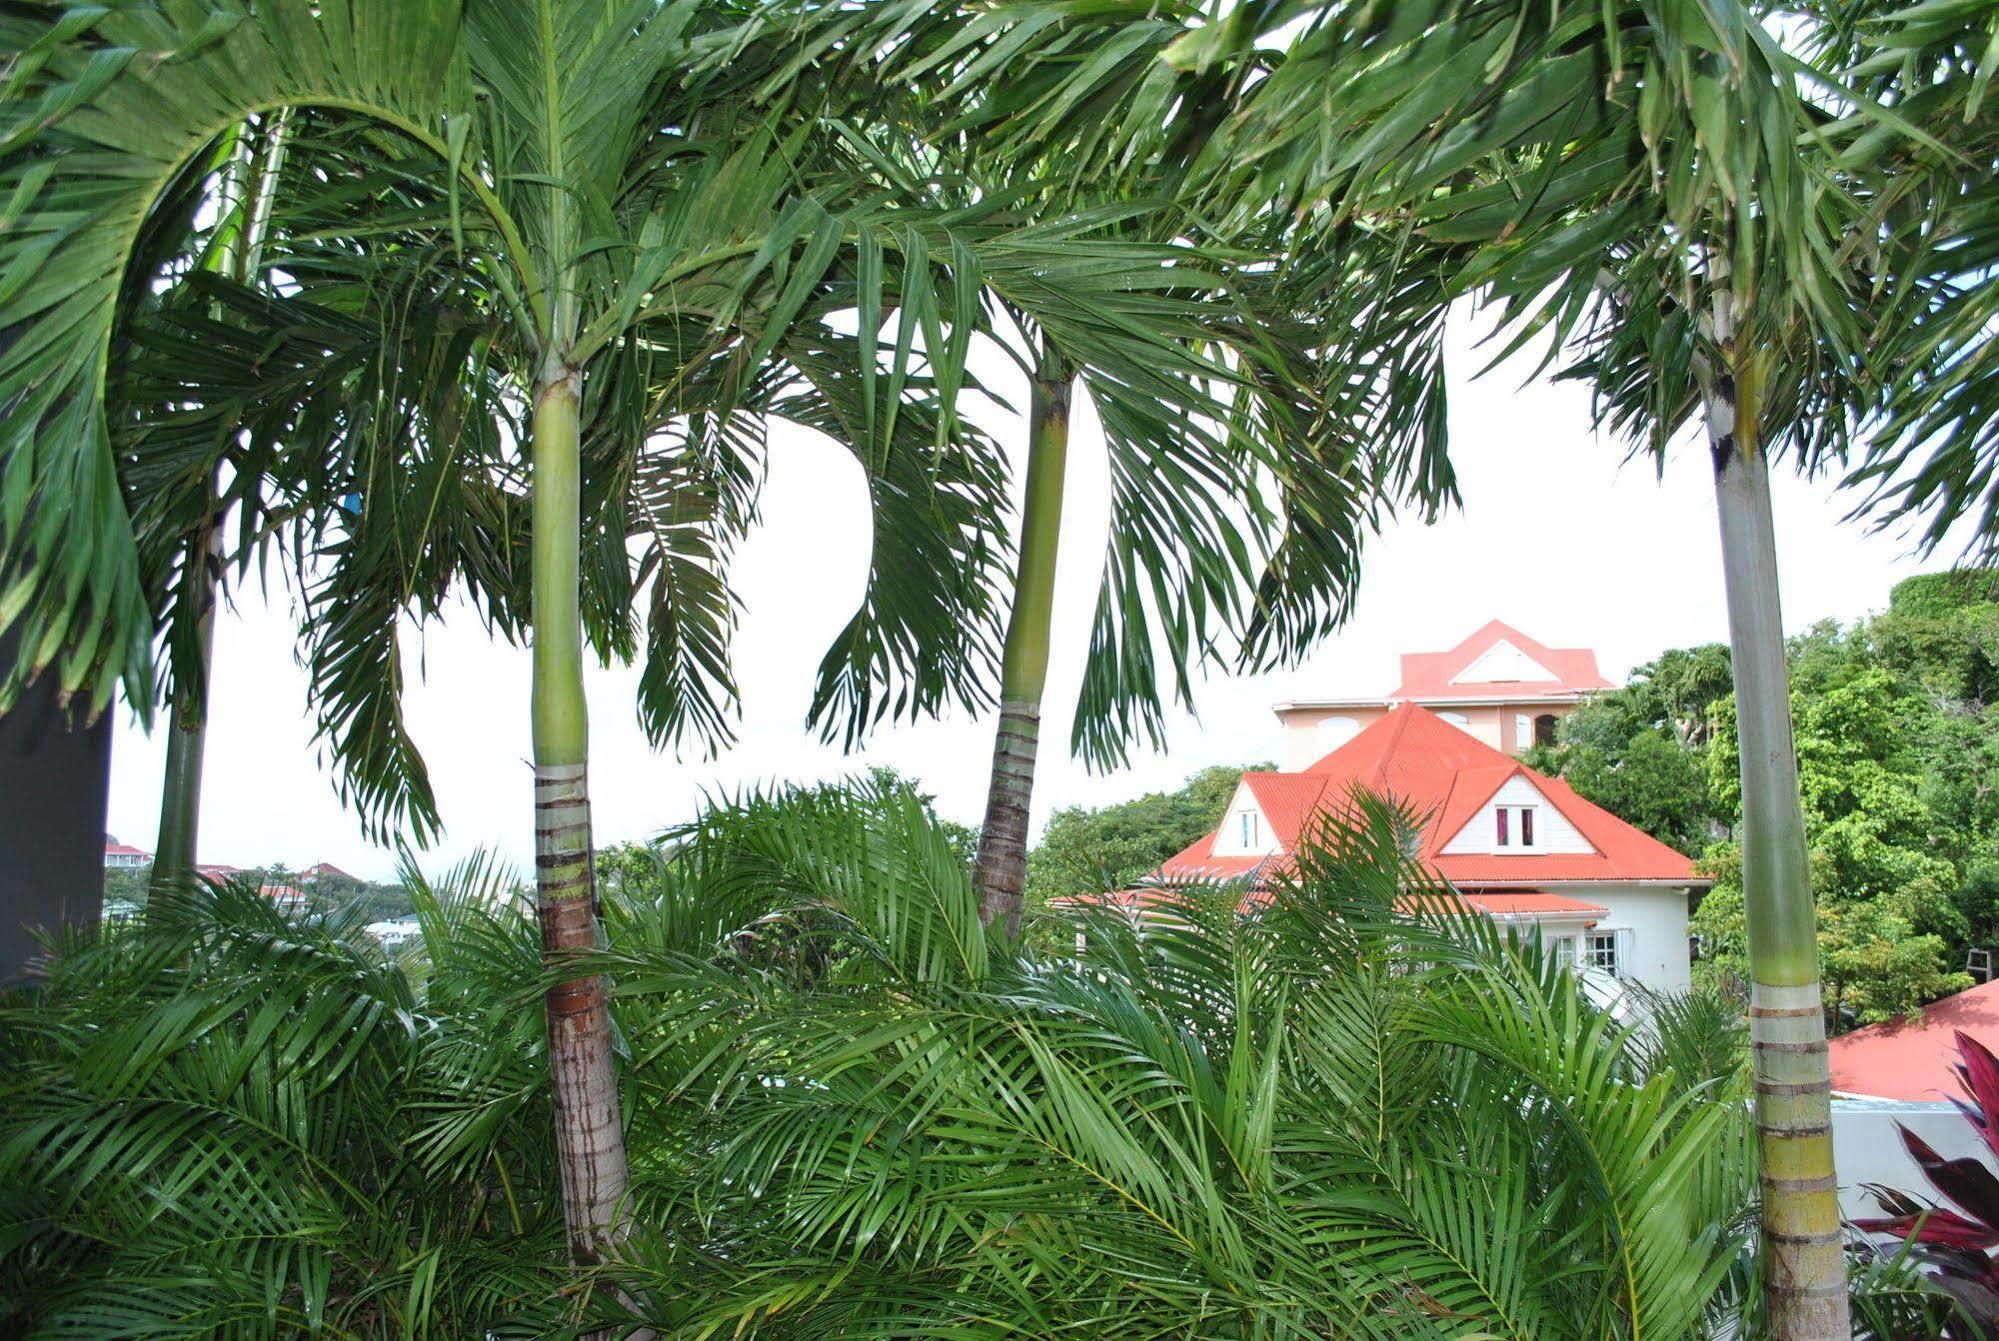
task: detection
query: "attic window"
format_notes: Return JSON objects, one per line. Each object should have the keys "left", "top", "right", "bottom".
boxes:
{"left": 1495, "top": 805, "right": 1536, "bottom": 849}
{"left": 1239, "top": 810, "right": 1259, "bottom": 848}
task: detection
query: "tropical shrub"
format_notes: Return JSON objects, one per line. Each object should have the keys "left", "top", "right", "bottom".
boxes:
{"left": 8, "top": 781, "right": 1893, "bottom": 1338}
{"left": 1857, "top": 1030, "right": 1999, "bottom": 1336}
{"left": 0, "top": 868, "right": 603, "bottom": 1338}
{"left": 603, "top": 782, "right": 1757, "bottom": 1338}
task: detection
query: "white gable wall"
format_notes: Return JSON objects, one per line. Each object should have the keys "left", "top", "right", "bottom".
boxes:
{"left": 1440, "top": 776, "right": 1594, "bottom": 855}
{"left": 1212, "top": 781, "right": 1280, "bottom": 856}
{"left": 1452, "top": 640, "right": 1559, "bottom": 684}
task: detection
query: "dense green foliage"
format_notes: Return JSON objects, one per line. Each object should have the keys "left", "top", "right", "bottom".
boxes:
{"left": 1023, "top": 763, "right": 1266, "bottom": 909}
{"left": 0, "top": 869, "right": 582, "bottom": 1336}
{"left": 3, "top": 782, "right": 1791, "bottom": 1338}
{"left": 1532, "top": 572, "right": 1999, "bottom": 1027}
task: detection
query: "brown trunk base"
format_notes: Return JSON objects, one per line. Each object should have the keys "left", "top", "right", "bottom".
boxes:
{"left": 975, "top": 702, "right": 1039, "bottom": 939}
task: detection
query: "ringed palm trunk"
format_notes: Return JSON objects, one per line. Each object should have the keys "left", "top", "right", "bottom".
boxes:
{"left": 1704, "top": 313, "right": 1850, "bottom": 1340}
{"left": 530, "top": 364, "right": 630, "bottom": 1263}
{"left": 975, "top": 343, "right": 1074, "bottom": 938}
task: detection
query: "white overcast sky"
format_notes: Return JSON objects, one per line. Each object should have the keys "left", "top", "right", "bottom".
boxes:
{"left": 102, "top": 308, "right": 1969, "bottom": 882}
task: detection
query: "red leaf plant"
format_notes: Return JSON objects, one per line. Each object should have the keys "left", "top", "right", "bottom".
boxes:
{"left": 1856, "top": 1031, "right": 1999, "bottom": 1334}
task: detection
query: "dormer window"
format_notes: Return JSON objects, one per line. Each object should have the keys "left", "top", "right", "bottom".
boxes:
{"left": 1239, "top": 810, "right": 1260, "bottom": 848}
{"left": 1495, "top": 805, "right": 1536, "bottom": 849}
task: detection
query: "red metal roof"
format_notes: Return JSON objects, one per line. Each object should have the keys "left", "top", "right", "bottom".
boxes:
{"left": 1158, "top": 704, "right": 1701, "bottom": 887}
{"left": 103, "top": 838, "right": 150, "bottom": 857}
{"left": 1388, "top": 619, "right": 1612, "bottom": 702}
{"left": 1830, "top": 979, "right": 1999, "bottom": 1102}
{"left": 1450, "top": 890, "right": 1609, "bottom": 917}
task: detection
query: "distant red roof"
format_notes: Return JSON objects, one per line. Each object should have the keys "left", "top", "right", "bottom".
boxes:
{"left": 1388, "top": 619, "right": 1611, "bottom": 703}
{"left": 1830, "top": 979, "right": 1999, "bottom": 1102}
{"left": 1159, "top": 704, "right": 1701, "bottom": 888}
{"left": 1053, "top": 886, "right": 1606, "bottom": 923}
{"left": 103, "top": 838, "right": 150, "bottom": 858}
{"left": 303, "top": 862, "right": 353, "bottom": 881}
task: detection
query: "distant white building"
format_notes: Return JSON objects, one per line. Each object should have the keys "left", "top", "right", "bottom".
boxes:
{"left": 365, "top": 917, "right": 420, "bottom": 949}
{"left": 261, "top": 884, "right": 309, "bottom": 915}
{"left": 103, "top": 835, "right": 150, "bottom": 869}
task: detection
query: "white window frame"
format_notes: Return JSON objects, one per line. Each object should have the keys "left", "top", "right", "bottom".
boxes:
{"left": 1238, "top": 809, "right": 1259, "bottom": 849}
{"left": 1494, "top": 804, "right": 1538, "bottom": 849}
{"left": 1584, "top": 930, "right": 1621, "bottom": 977}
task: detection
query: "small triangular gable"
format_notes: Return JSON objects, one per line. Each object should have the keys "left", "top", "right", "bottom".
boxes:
{"left": 1452, "top": 639, "right": 1560, "bottom": 685}
{"left": 1212, "top": 780, "right": 1280, "bottom": 856}
{"left": 1439, "top": 775, "right": 1597, "bottom": 855}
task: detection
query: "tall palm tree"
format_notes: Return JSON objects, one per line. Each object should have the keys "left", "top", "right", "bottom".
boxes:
{"left": 1144, "top": 3, "right": 1939, "bottom": 1333}
{"left": 0, "top": 0, "right": 1028, "bottom": 1265}
{"left": 149, "top": 114, "right": 290, "bottom": 890}
{"left": 837, "top": 12, "right": 1461, "bottom": 935}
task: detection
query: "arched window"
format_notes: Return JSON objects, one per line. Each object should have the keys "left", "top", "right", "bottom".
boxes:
{"left": 1534, "top": 713, "right": 1559, "bottom": 747}
{"left": 1438, "top": 711, "right": 1471, "bottom": 730}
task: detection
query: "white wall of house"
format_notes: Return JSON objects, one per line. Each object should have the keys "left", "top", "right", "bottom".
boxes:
{"left": 1211, "top": 782, "right": 1279, "bottom": 857}
{"left": 1833, "top": 1100, "right": 1989, "bottom": 1220}
{"left": 1545, "top": 882, "right": 1693, "bottom": 994}
{"left": 1441, "top": 776, "right": 1594, "bottom": 856}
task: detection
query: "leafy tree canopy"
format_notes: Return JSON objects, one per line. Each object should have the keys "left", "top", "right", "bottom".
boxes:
{"left": 1023, "top": 763, "right": 1268, "bottom": 909}
{"left": 1534, "top": 575, "right": 1999, "bottom": 1028}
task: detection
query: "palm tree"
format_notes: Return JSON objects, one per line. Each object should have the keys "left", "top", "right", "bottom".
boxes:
{"left": 1150, "top": 5, "right": 1954, "bottom": 1331}
{"left": 833, "top": 14, "right": 1461, "bottom": 936}
{"left": 148, "top": 114, "right": 290, "bottom": 890}
{"left": 0, "top": 0, "right": 1034, "bottom": 1265}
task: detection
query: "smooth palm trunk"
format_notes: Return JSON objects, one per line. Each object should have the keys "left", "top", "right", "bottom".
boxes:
{"left": 152, "top": 514, "right": 221, "bottom": 890}
{"left": 975, "top": 354, "right": 1072, "bottom": 938}
{"left": 151, "top": 119, "right": 287, "bottom": 893}
{"left": 1706, "top": 354, "right": 1850, "bottom": 1341}
{"left": 530, "top": 370, "right": 630, "bottom": 1264}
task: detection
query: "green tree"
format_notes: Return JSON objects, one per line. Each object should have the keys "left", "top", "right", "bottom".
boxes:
{"left": 0, "top": 0, "right": 1039, "bottom": 1268}
{"left": 1529, "top": 651, "right": 1731, "bottom": 856}
{"left": 1691, "top": 661, "right": 1974, "bottom": 1026}
{"left": 1023, "top": 763, "right": 1266, "bottom": 908}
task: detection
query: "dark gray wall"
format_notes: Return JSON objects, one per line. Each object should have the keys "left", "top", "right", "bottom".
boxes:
{"left": 0, "top": 629, "right": 112, "bottom": 985}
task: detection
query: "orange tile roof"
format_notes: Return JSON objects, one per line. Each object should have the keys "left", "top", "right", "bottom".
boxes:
{"left": 1829, "top": 979, "right": 1999, "bottom": 1102}
{"left": 1158, "top": 704, "right": 1701, "bottom": 887}
{"left": 1389, "top": 619, "right": 1612, "bottom": 702}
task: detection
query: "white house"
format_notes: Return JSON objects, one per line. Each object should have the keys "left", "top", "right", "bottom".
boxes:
{"left": 103, "top": 835, "right": 150, "bottom": 869}
{"left": 1151, "top": 702, "right": 1706, "bottom": 994}
{"left": 364, "top": 917, "right": 421, "bottom": 949}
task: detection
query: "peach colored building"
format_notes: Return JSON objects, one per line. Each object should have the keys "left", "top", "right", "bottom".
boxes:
{"left": 1272, "top": 620, "right": 1612, "bottom": 770}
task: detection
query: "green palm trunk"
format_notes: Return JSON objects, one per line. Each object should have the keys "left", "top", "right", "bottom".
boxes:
{"left": 1705, "top": 333, "right": 1850, "bottom": 1341}
{"left": 529, "top": 366, "right": 630, "bottom": 1263}
{"left": 151, "top": 117, "right": 288, "bottom": 892}
{"left": 151, "top": 516, "right": 221, "bottom": 890}
{"left": 976, "top": 344, "right": 1073, "bottom": 938}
